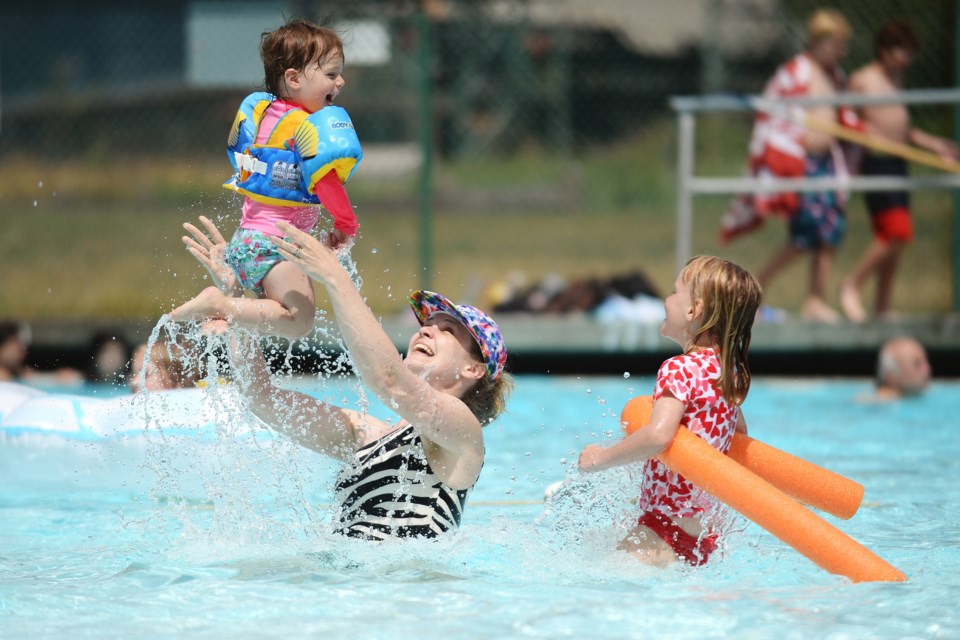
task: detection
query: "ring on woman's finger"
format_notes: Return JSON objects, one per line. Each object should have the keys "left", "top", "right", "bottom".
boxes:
{"left": 295, "top": 249, "right": 303, "bottom": 259}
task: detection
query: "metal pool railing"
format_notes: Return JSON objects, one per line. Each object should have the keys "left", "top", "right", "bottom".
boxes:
{"left": 669, "top": 88, "right": 960, "bottom": 304}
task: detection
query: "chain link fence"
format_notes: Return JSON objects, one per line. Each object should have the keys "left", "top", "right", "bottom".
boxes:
{"left": 2, "top": 0, "right": 953, "bottom": 166}
{"left": 1, "top": 0, "right": 957, "bottom": 319}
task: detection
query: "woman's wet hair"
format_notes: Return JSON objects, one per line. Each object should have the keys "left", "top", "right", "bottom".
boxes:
{"left": 460, "top": 338, "right": 513, "bottom": 424}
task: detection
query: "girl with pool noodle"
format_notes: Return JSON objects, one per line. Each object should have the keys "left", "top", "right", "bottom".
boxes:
{"left": 619, "top": 395, "right": 905, "bottom": 582}
{"left": 578, "top": 255, "right": 904, "bottom": 581}
{"left": 178, "top": 216, "right": 513, "bottom": 540}
{"left": 578, "top": 255, "right": 762, "bottom": 568}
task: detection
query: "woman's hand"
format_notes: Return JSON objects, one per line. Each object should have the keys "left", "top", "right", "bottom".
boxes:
{"left": 275, "top": 221, "right": 343, "bottom": 287}
{"left": 182, "top": 216, "right": 240, "bottom": 295}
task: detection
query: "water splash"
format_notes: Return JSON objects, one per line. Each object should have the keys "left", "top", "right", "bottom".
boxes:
{"left": 131, "top": 246, "right": 374, "bottom": 553}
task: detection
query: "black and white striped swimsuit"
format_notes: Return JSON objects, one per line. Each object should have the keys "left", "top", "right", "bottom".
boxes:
{"left": 332, "top": 423, "right": 474, "bottom": 540}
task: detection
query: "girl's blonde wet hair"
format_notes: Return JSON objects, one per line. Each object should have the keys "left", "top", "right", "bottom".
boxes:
{"left": 680, "top": 255, "right": 763, "bottom": 406}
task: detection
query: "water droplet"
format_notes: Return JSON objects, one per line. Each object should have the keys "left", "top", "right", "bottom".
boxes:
{"left": 32, "top": 200, "right": 38, "bottom": 207}
{"left": 623, "top": 372, "right": 631, "bottom": 379}
{"left": 371, "top": 247, "right": 378, "bottom": 254}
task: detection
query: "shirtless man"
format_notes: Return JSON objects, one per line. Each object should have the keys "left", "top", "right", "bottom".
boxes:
{"left": 753, "top": 9, "right": 854, "bottom": 322}
{"left": 840, "top": 21, "right": 959, "bottom": 322}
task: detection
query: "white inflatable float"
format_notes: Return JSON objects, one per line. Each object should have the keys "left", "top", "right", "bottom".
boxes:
{"left": 0, "top": 381, "right": 281, "bottom": 494}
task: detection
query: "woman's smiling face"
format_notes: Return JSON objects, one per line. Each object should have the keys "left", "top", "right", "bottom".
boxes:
{"left": 405, "top": 314, "right": 482, "bottom": 385}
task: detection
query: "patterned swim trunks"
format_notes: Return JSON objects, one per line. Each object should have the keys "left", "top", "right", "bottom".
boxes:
{"left": 788, "top": 153, "right": 846, "bottom": 250}
{"left": 224, "top": 228, "right": 285, "bottom": 295}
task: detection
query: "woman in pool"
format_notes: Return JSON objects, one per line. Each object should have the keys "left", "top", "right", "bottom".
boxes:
{"left": 179, "top": 216, "right": 512, "bottom": 540}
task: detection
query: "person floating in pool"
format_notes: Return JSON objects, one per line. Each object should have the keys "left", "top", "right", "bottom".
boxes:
{"left": 578, "top": 256, "right": 762, "bottom": 567}
{"left": 874, "top": 336, "right": 931, "bottom": 401}
{"left": 179, "top": 216, "right": 513, "bottom": 540}
{"left": 172, "top": 19, "right": 362, "bottom": 339}
{"left": 129, "top": 332, "right": 208, "bottom": 394}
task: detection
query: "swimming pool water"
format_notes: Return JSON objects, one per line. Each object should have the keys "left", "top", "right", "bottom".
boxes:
{"left": 2, "top": 375, "right": 959, "bottom": 639}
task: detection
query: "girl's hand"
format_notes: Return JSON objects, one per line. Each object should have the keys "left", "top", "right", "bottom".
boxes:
{"left": 324, "top": 228, "right": 355, "bottom": 251}
{"left": 578, "top": 444, "right": 609, "bottom": 473}
{"left": 275, "top": 221, "right": 340, "bottom": 286}
{"left": 182, "top": 216, "right": 240, "bottom": 295}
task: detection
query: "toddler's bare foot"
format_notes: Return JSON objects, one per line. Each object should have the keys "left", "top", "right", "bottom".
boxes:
{"left": 170, "top": 286, "right": 227, "bottom": 323}
{"left": 839, "top": 280, "right": 867, "bottom": 323}
{"left": 801, "top": 298, "right": 840, "bottom": 323}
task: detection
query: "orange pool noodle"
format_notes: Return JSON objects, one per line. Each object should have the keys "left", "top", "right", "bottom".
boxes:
{"left": 662, "top": 428, "right": 906, "bottom": 582}
{"left": 727, "top": 433, "right": 863, "bottom": 519}
{"left": 620, "top": 396, "right": 904, "bottom": 582}
{"left": 621, "top": 396, "right": 864, "bottom": 519}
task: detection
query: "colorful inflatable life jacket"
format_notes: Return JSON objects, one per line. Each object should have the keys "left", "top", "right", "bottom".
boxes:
{"left": 224, "top": 92, "right": 362, "bottom": 208}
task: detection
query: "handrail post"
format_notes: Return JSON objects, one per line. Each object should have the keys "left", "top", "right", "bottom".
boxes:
{"left": 953, "top": 0, "right": 960, "bottom": 311}
{"left": 676, "top": 110, "right": 695, "bottom": 273}
{"left": 671, "top": 88, "right": 960, "bottom": 307}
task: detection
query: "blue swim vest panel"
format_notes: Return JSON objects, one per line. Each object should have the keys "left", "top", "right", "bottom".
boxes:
{"left": 297, "top": 106, "right": 363, "bottom": 190}
{"left": 226, "top": 92, "right": 274, "bottom": 171}
{"left": 224, "top": 100, "right": 362, "bottom": 207}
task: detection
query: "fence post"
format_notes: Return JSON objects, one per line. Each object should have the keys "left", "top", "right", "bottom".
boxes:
{"left": 416, "top": 5, "right": 434, "bottom": 291}
{"left": 954, "top": 0, "right": 960, "bottom": 311}
{"left": 676, "top": 110, "right": 695, "bottom": 274}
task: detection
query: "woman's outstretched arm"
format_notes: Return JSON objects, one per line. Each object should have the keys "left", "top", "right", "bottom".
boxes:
{"left": 225, "top": 331, "right": 363, "bottom": 460}
{"left": 274, "top": 222, "right": 483, "bottom": 459}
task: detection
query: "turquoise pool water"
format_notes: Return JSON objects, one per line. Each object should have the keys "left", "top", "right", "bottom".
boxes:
{"left": 1, "top": 375, "right": 959, "bottom": 638}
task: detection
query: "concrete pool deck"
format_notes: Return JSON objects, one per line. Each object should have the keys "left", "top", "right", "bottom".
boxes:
{"left": 24, "top": 313, "right": 960, "bottom": 378}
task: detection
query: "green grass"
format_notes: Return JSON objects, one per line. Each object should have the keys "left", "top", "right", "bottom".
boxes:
{"left": 3, "top": 121, "right": 956, "bottom": 321}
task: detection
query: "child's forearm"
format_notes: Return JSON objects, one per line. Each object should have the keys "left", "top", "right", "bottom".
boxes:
{"left": 581, "top": 394, "right": 686, "bottom": 472}
{"left": 598, "top": 430, "right": 673, "bottom": 470}
{"left": 314, "top": 170, "right": 358, "bottom": 236}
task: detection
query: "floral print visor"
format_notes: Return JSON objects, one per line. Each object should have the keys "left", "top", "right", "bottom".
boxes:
{"left": 408, "top": 290, "right": 507, "bottom": 381}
